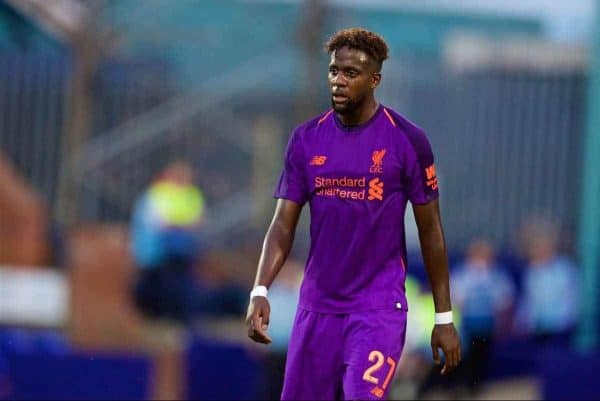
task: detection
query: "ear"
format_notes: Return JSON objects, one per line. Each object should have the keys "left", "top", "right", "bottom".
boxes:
{"left": 371, "top": 72, "right": 381, "bottom": 89}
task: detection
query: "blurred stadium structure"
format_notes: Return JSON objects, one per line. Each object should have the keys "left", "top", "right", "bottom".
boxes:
{"left": 0, "top": 0, "right": 599, "bottom": 399}
{"left": 0, "top": 0, "right": 589, "bottom": 249}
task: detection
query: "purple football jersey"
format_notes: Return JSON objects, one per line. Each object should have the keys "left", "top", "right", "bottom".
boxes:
{"left": 275, "top": 105, "right": 438, "bottom": 313}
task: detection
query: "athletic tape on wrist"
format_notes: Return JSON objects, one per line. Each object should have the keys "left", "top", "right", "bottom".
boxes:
{"left": 250, "top": 285, "right": 268, "bottom": 299}
{"left": 435, "top": 311, "right": 453, "bottom": 325}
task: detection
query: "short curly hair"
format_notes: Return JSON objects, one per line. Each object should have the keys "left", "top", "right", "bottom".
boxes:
{"left": 324, "top": 28, "right": 389, "bottom": 70}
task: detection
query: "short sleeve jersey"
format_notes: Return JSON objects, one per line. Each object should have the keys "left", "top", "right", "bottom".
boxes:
{"left": 275, "top": 105, "right": 439, "bottom": 313}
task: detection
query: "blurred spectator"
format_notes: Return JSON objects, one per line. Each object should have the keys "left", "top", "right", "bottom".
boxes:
{"left": 390, "top": 275, "right": 431, "bottom": 400}
{"left": 451, "top": 238, "right": 515, "bottom": 394}
{"left": 130, "top": 161, "right": 244, "bottom": 323}
{"left": 260, "top": 259, "right": 302, "bottom": 400}
{"left": 392, "top": 275, "right": 464, "bottom": 400}
{"left": 515, "top": 217, "right": 580, "bottom": 347}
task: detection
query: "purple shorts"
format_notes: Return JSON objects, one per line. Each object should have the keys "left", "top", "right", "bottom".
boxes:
{"left": 281, "top": 307, "right": 407, "bottom": 400}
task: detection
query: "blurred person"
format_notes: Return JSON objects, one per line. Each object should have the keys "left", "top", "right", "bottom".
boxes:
{"left": 259, "top": 259, "right": 303, "bottom": 400}
{"left": 450, "top": 238, "right": 515, "bottom": 395}
{"left": 245, "top": 28, "right": 461, "bottom": 401}
{"left": 391, "top": 277, "right": 465, "bottom": 400}
{"left": 389, "top": 276, "right": 434, "bottom": 399}
{"left": 130, "top": 161, "right": 244, "bottom": 323}
{"left": 515, "top": 217, "right": 580, "bottom": 347}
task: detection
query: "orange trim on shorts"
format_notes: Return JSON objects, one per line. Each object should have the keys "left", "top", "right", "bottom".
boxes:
{"left": 318, "top": 110, "right": 334, "bottom": 124}
{"left": 383, "top": 108, "right": 396, "bottom": 127}
{"left": 370, "top": 387, "right": 384, "bottom": 398}
{"left": 400, "top": 258, "right": 406, "bottom": 272}
{"left": 382, "top": 357, "right": 397, "bottom": 390}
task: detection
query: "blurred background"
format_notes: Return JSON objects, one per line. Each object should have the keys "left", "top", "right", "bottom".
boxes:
{"left": 0, "top": 0, "right": 599, "bottom": 399}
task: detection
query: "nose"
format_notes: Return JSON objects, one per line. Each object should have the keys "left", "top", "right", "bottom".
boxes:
{"left": 330, "top": 73, "right": 346, "bottom": 86}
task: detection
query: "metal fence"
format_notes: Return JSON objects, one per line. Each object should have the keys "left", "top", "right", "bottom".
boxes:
{"left": 0, "top": 49, "right": 587, "bottom": 252}
{"left": 0, "top": 50, "right": 68, "bottom": 208}
{"left": 73, "top": 51, "right": 291, "bottom": 246}
{"left": 0, "top": 50, "right": 174, "bottom": 216}
{"left": 397, "top": 68, "right": 585, "bottom": 250}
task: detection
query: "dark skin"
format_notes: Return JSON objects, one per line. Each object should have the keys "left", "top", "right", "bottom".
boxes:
{"left": 328, "top": 46, "right": 381, "bottom": 125}
{"left": 246, "top": 46, "right": 461, "bottom": 375}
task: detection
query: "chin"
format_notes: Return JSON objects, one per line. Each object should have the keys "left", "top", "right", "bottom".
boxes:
{"left": 331, "top": 101, "right": 353, "bottom": 114}
{"left": 332, "top": 104, "right": 347, "bottom": 114}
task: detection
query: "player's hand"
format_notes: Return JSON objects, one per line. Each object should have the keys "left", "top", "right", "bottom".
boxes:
{"left": 245, "top": 296, "right": 272, "bottom": 344}
{"left": 431, "top": 323, "right": 461, "bottom": 375}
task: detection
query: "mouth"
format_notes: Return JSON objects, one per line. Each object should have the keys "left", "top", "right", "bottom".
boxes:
{"left": 332, "top": 94, "right": 349, "bottom": 104}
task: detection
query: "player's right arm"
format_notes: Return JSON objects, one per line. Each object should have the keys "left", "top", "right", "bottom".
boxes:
{"left": 246, "top": 198, "right": 303, "bottom": 344}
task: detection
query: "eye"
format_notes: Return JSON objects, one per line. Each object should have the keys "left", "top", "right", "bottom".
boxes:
{"left": 329, "top": 67, "right": 338, "bottom": 75}
{"left": 346, "top": 70, "right": 358, "bottom": 78}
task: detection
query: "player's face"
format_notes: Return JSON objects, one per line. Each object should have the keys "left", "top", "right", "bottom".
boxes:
{"left": 328, "top": 47, "right": 380, "bottom": 115}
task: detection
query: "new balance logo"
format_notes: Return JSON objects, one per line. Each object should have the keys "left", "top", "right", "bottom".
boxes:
{"left": 368, "top": 177, "right": 384, "bottom": 201}
{"left": 310, "top": 155, "right": 327, "bottom": 166}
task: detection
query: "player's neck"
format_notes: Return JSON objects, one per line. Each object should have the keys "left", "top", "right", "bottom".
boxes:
{"left": 336, "top": 98, "right": 379, "bottom": 127}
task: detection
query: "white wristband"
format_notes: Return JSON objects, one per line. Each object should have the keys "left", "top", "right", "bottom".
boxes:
{"left": 250, "top": 285, "right": 268, "bottom": 299}
{"left": 435, "top": 311, "right": 453, "bottom": 325}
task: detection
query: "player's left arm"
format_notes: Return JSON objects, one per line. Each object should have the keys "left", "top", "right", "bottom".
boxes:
{"left": 413, "top": 198, "right": 461, "bottom": 375}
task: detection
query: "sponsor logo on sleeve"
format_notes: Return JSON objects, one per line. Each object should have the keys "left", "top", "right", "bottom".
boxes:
{"left": 425, "top": 164, "right": 438, "bottom": 190}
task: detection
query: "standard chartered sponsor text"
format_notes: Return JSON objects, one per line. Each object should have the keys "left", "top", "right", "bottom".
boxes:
{"left": 315, "top": 176, "right": 367, "bottom": 200}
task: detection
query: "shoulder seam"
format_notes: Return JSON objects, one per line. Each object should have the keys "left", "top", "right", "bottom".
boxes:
{"left": 318, "top": 109, "right": 334, "bottom": 125}
{"left": 382, "top": 107, "right": 397, "bottom": 127}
